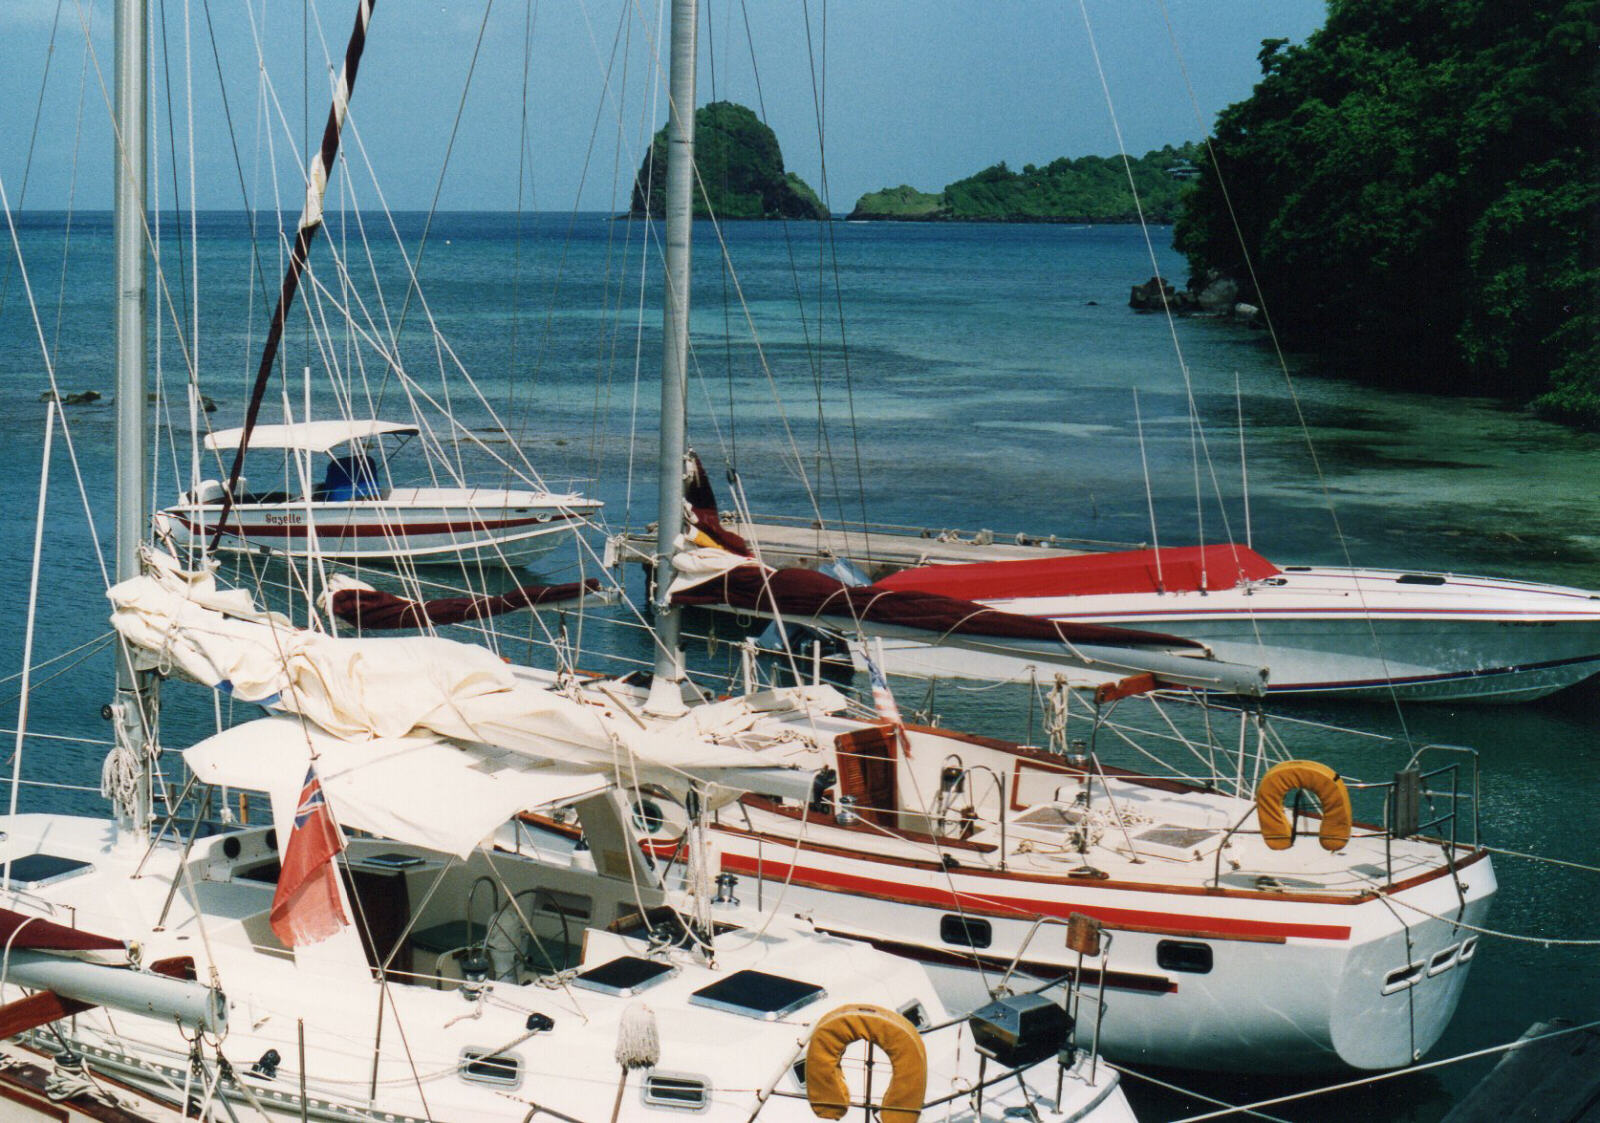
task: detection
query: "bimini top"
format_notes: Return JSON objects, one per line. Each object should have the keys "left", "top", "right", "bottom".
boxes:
{"left": 203, "top": 419, "right": 419, "bottom": 453}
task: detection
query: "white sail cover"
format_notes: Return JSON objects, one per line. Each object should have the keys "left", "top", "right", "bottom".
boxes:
{"left": 184, "top": 717, "right": 607, "bottom": 858}
{"left": 109, "top": 551, "right": 822, "bottom": 785}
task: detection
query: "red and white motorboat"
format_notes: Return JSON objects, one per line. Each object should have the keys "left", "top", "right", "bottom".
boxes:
{"left": 868, "top": 544, "right": 1600, "bottom": 702}
{"left": 155, "top": 420, "right": 600, "bottom": 566}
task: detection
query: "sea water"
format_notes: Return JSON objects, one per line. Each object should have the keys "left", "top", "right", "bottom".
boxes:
{"left": 1, "top": 211, "right": 1596, "bottom": 1118}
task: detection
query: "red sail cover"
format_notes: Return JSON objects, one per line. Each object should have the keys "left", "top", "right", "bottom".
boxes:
{"left": 329, "top": 579, "right": 600, "bottom": 630}
{"left": 270, "top": 766, "right": 349, "bottom": 948}
{"left": 875, "top": 544, "right": 1281, "bottom": 602}
{"left": 672, "top": 564, "right": 1203, "bottom": 649}
{"left": 0, "top": 909, "right": 124, "bottom": 954}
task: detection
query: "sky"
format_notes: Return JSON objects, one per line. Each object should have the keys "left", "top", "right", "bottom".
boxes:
{"left": 0, "top": 0, "right": 1328, "bottom": 213}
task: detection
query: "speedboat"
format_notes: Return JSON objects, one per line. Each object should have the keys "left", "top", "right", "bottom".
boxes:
{"left": 156, "top": 420, "right": 600, "bottom": 567}
{"left": 869, "top": 544, "right": 1600, "bottom": 702}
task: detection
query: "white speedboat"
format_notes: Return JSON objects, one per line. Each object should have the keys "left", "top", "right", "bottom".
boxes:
{"left": 156, "top": 420, "right": 599, "bottom": 567}
{"left": 870, "top": 544, "right": 1600, "bottom": 702}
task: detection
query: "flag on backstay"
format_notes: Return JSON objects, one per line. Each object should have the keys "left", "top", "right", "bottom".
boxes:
{"left": 865, "top": 647, "right": 912, "bottom": 758}
{"left": 270, "top": 764, "right": 349, "bottom": 948}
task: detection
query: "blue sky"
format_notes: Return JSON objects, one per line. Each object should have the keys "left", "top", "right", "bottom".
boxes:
{"left": 1, "top": 0, "right": 1326, "bottom": 212}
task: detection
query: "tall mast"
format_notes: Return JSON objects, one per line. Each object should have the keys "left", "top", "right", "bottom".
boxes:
{"left": 111, "top": 0, "right": 155, "bottom": 835}
{"left": 645, "top": 0, "right": 698, "bottom": 716}
{"left": 212, "top": 0, "right": 376, "bottom": 550}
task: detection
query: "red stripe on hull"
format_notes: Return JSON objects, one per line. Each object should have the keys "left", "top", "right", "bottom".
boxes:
{"left": 707, "top": 846, "right": 1352, "bottom": 942}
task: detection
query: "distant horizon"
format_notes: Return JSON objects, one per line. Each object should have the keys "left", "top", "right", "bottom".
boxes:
{"left": 3, "top": 1, "right": 1325, "bottom": 212}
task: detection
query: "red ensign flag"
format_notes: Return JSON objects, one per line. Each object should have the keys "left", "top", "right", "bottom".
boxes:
{"left": 269, "top": 765, "right": 348, "bottom": 948}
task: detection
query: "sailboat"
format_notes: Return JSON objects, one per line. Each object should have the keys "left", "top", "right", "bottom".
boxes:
{"left": 2, "top": 0, "right": 1134, "bottom": 1120}
{"left": 865, "top": 543, "right": 1600, "bottom": 702}
{"left": 517, "top": 467, "right": 1500, "bottom": 1073}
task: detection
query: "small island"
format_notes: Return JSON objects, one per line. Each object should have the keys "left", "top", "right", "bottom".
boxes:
{"left": 631, "top": 101, "right": 826, "bottom": 220}
{"left": 848, "top": 144, "right": 1202, "bottom": 223}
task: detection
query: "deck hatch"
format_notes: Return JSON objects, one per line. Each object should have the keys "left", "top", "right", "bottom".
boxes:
{"left": 688, "top": 969, "right": 825, "bottom": 1020}
{"left": 572, "top": 955, "right": 678, "bottom": 997}
{"left": 0, "top": 854, "right": 93, "bottom": 890}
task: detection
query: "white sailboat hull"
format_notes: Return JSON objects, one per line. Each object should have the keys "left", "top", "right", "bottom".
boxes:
{"left": 157, "top": 486, "right": 599, "bottom": 565}
{"left": 873, "top": 565, "right": 1600, "bottom": 701}
{"left": 709, "top": 814, "right": 1495, "bottom": 1073}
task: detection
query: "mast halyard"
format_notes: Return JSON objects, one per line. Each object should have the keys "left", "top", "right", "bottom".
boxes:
{"left": 645, "top": 0, "right": 699, "bottom": 717}
{"left": 211, "top": 0, "right": 377, "bottom": 552}
{"left": 110, "top": 0, "right": 156, "bottom": 836}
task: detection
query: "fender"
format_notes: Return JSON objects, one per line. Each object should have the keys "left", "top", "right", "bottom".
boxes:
{"left": 1256, "top": 759, "right": 1352, "bottom": 852}
{"left": 805, "top": 1003, "right": 927, "bottom": 1123}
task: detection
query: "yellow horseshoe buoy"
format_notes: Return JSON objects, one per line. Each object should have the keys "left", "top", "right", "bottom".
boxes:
{"left": 805, "top": 1003, "right": 928, "bottom": 1123}
{"left": 1256, "top": 760, "right": 1352, "bottom": 852}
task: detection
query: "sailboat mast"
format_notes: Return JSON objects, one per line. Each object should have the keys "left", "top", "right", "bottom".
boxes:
{"left": 647, "top": 0, "right": 698, "bottom": 716}
{"left": 112, "top": 0, "right": 147, "bottom": 588}
{"left": 111, "top": 0, "right": 154, "bottom": 835}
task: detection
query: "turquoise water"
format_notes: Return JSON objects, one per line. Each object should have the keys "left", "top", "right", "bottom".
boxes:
{"left": 1, "top": 212, "right": 1596, "bottom": 1118}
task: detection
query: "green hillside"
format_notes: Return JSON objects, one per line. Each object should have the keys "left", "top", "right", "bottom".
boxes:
{"left": 1175, "top": 0, "right": 1599, "bottom": 427}
{"left": 849, "top": 144, "right": 1204, "bottom": 222}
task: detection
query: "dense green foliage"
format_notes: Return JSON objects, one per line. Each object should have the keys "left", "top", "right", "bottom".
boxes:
{"left": 849, "top": 145, "right": 1203, "bottom": 222}
{"left": 1174, "top": 0, "right": 1600, "bottom": 427}
{"left": 632, "top": 102, "right": 826, "bottom": 220}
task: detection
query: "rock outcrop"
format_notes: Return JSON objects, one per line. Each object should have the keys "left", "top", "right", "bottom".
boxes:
{"left": 630, "top": 102, "right": 826, "bottom": 220}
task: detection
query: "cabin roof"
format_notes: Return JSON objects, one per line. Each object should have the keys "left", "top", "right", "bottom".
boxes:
{"left": 204, "top": 419, "right": 418, "bottom": 453}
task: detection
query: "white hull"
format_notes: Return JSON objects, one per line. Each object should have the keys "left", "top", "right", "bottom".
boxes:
{"left": 157, "top": 486, "right": 599, "bottom": 566}
{"left": 878, "top": 565, "right": 1600, "bottom": 701}
{"left": 0, "top": 814, "right": 1126, "bottom": 1123}
{"left": 529, "top": 695, "right": 1499, "bottom": 1075}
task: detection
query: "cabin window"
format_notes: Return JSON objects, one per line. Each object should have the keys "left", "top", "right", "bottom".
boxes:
{"left": 940, "top": 914, "right": 992, "bottom": 949}
{"left": 459, "top": 1049, "right": 521, "bottom": 1089}
{"left": 1427, "top": 945, "right": 1460, "bottom": 976}
{"left": 898, "top": 1001, "right": 928, "bottom": 1028}
{"left": 632, "top": 798, "right": 667, "bottom": 833}
{"left": 1458, "top": 936, "right": 1478, "bottom": 962}
{"left": 642, "top": 1073, "right": 710, "bottom": 1110}
{"left": 0, "top": 854, "right": 94, "bottom": 890}
{"left": 1156, "top": 940, "right": 1213, "bottom": 974}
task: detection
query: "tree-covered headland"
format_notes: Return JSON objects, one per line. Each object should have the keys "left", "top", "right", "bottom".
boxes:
{"left": 631, "top": 101, "right": 826, "bottom": 220}
{"left": 1174, "top": 0, "right": 1599, "bottom": 427}
{"left": 849, "top": 144, "right": 1203, "bottom": 223}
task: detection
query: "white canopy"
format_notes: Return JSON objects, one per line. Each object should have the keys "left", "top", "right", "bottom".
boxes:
{"left": 185, "top": 716, "right": 607, "bottom": 858}
{"left": 204, "top": 420, "right": 418, "bottom": 454}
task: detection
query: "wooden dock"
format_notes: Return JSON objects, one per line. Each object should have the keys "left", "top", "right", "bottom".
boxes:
{"left": 614, "top": 516, "right": 1132, "bottom": 580}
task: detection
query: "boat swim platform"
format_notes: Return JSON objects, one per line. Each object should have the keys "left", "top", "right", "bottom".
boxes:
{"left": 1440, "top": 1020, "right": 1600, "bottom": 1123}
{"left": 613, "top": 516, "right": 1140, "bottom": 580}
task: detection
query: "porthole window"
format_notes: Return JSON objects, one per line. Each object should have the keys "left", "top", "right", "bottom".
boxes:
{"left": 632, "top": 798, "right": 666, "bottom": 834}
{"left": 1156, "top": 940, "right": 1213, "bottom": 974}
{"left": 643, "top": 1073, "right": 709, "bottom": 1110}
{"left": 939, "top": 914, "right": 992, "bottom": 949}
{"left": 1458, "top": 936, "right": 1478, "bottom": 962}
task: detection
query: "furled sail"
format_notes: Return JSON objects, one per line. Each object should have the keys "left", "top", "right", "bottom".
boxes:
{"left": 108, "top": 550, "right": 828, "bottom": 796}
{"left": 323, "top": 573, "right": 600, "bottom": 630}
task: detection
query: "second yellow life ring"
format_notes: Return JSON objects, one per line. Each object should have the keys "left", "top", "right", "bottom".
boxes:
{"left": 1256, "top": 760, "right": 1352, "bottom": 852}
{"left": 805, "top": 1003, "right": 928, "bottom": 1123}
